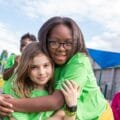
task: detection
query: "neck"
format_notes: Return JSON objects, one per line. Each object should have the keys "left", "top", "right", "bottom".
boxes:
{"left": 35, "top": 85, "right": 45, "bottom": 90}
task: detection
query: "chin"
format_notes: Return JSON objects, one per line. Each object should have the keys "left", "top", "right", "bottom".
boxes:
{"left": 55, "top": 61, "right": 66, "bottom": 65}
{"left": 38, "top": 82, "right": 46, "bottom": 86}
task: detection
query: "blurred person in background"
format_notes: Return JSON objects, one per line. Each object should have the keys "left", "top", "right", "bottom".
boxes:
{"left": 0, "top": 50, "right": 8, "bottom": 73}
{"left": 3, "top": 33, "right": 37, "bottom": 80}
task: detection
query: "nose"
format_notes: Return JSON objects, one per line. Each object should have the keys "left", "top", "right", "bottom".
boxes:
{"left": 57, "top": 43, "right": 66, "bottom": 51}
{"left": 38, "top": 67, "right": 45, "bottom": 75}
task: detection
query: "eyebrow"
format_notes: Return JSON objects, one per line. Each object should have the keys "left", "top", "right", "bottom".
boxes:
{"left": 31, "top": 61, "right": 51, "bottom": 66}
{"left": 49, "top": 38, "right": 72, "bottom": 41}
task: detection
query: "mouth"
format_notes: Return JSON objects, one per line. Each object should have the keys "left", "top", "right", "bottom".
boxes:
{"left": 55, "top": 54, "right": 67, "bottom": 61}
{"left": 37, "top": 76, "right": 47, "bottom": 81}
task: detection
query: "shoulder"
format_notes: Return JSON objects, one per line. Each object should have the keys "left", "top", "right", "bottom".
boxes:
{"left": 67, "top": 52, "right": 90, "bottom": 65}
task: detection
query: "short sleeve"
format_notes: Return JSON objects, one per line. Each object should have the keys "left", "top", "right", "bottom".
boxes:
{"left": 55, "top": 53, "right": 91, "bottom": 91}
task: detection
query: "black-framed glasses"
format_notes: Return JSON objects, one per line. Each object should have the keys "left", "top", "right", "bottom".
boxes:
{"left": 48, "top": 40, "right": 73, "bottom": 50}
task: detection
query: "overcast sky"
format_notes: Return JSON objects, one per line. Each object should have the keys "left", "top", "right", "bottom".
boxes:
{"left": 0, "top": 0, "right": 120, "bottom": 55}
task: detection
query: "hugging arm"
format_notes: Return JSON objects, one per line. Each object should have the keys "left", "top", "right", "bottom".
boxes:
{"left": 0, "top": 94, "right": 13, "bottom": 117}
{"left": 9, "top": 90, "right": 64, "bottom": 112}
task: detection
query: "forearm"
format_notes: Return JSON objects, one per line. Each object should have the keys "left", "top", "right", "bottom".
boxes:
{"left": 9, "top": 90, "right": 65, "bottom": 112}
{"left": 3, "top": 66, "right": 15, "bottom": 80}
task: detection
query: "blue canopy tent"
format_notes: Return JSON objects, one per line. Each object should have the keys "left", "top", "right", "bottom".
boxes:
{"left": 88, "top": 48, "right": 120, "bottom": 69}
{"left": 88, "top": 48, "right": 120, "bottom": 98}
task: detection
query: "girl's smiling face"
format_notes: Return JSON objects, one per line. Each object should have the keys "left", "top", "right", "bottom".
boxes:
{"left": 29, "top": 53, "right": 53, "bottom": 89}
{"left": 48, "top": 24, "right": 76, "bottom": 65}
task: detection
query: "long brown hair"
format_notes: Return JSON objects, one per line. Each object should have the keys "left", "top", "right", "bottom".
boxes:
{"left": 14, "top": 42, "right": 54, "bottom": 98}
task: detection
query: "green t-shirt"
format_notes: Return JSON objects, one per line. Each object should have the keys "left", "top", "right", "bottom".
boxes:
{"left": 3, "top": 53, "right": 16, "bottom": 82}
{"left": 4, "top": 53, "right": 16, "bottom": 70}
{"left": 3, "top": 78, "right": 53, "bottom": 120}
{"left": 55, "top": 53, "right": 107, "bottom": 120}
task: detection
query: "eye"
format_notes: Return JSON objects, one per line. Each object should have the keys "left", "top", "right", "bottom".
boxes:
{"left": 30, "top": 65, "right": 37, "bottom": 69}
{"left": 50, "top": 41, "right": 58, "bottom": 45}
{"left": 44, "top": 63, "right": 50, "bottom": 68}
{"left": 65, "top": 41, "right": 72, "bottom": 46}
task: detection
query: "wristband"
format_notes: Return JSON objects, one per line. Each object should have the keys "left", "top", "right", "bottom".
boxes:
{"left": 65, "top": 110, "right": 76, "bottom": 116}
{"left": 66, "top": 105, "right": 77, "bottom": 112}
{"left": 65, "top": 105, "right": 77, "bottom": 116}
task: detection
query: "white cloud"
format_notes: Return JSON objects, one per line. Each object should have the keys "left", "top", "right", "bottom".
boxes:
{"left": 1, "top": 0, "right": 120, "bottom": 30}
{"left": 19, "top": 0, "right": 87, "bottom": 18}
{"left": 1, "top": 0, "right": 120, "bottom": 31}
{"left": 0, "top": 0, "right": 120, "bottom": 52}
{"left": 86, "top": 0, "right": 120, "bottom": 33}
{"left": 18, "top": 0, "right": 120, "bottom": 29}
{"left": 87, "top": 32, "right": 120, "bottom": 52}
{"left": 0, "top": 22, "right": 20, "bottom": 55}
{"left": 18, "top": 0, "right": 120, "bottom": 52}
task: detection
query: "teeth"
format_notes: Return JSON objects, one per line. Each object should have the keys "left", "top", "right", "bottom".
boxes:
{"left": 56, "top": 55, "right": 65, "bottom": 56}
